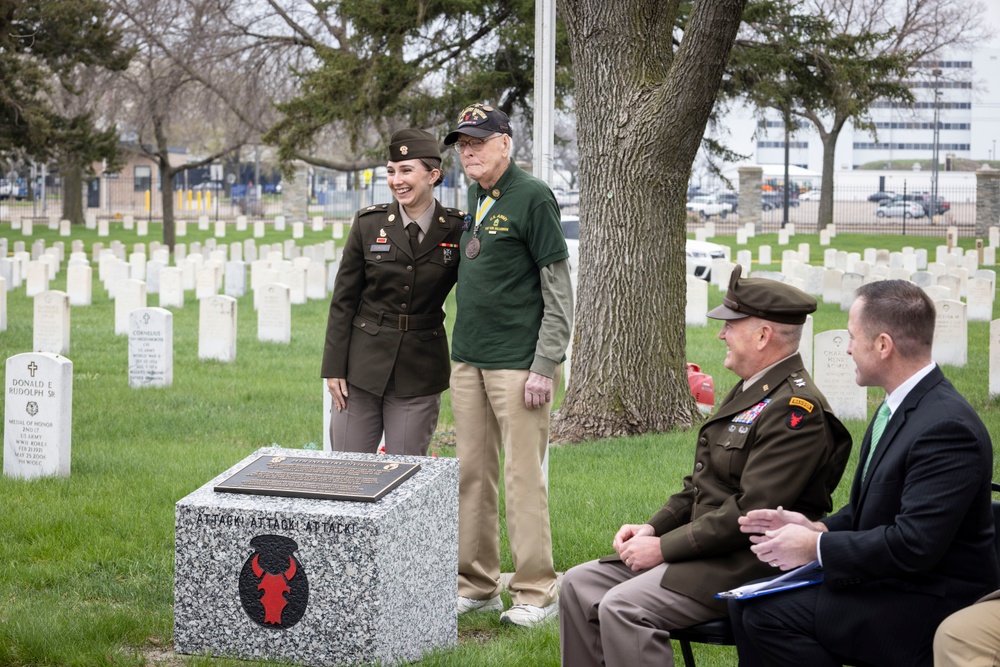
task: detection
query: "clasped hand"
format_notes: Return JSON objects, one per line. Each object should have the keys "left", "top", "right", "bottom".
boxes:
{"left": 739, "top": 506, "right": 826, "bottom": 571}
{"left": 612, "top": 523, "right": 664, "bottom": 572}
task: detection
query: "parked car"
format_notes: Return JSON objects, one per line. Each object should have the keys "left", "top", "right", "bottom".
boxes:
{"left": 686, "top": 239, "right": 727, "bottom": 281}
{"left": 686, "top": 195, "right": 732, "bottom": 219}
{"left": 868, "top": 191, "right": 895, "bottom": 202}
{"left": 761, "top": 192, "right": 799, "bottom": 211}
{"left": 0, "top": 178, "right": 24, "bottom": 200}
{"left": 881, "top": 193, "right": 950, "bottom": 217}
{"left": 553, "top": 188, "right": 579, "bottom": 208}
{"left": 715, "top": 192, "right": 739, "bottom": 213}
{"left": 876, "top": 202, "right": 925, "bottom": 218}
{"left": 798, "top": 190, "right": 822, "bottom": 201}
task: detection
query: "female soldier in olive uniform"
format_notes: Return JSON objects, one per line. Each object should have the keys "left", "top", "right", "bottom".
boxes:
{"left": 321, "top": 129, "right": 464, "bottom": 455}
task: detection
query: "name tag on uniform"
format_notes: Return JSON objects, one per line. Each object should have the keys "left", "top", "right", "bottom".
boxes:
{"left": 370, "top": 244, "right": 391, "bottom": 252}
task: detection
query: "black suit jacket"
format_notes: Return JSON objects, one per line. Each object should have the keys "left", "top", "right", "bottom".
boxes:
{"left": 815, "top": 366, "right": 997, "bottom": 666}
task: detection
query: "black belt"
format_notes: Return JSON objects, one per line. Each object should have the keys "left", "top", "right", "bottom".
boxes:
{"left": 358, "top": 305, "right": 443, "bottom": 331}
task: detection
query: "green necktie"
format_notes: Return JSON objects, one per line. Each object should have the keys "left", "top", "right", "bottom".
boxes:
{"left": 861, "top": 401, "right": 891, "bottom": 482}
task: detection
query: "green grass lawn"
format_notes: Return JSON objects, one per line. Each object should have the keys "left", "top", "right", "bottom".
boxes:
{"left": 0, "top": 224, "right": 997, "bottom": 666}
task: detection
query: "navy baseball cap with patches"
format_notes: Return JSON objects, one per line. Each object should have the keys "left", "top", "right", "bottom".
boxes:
{"left": 444, "top": 103, "right": 512, "bottom": 145}
{"left": 707, "top": 264, "right": 817, "bottom": 325}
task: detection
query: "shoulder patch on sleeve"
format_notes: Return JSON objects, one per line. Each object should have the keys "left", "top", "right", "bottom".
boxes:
{"left": 789, "top": 397, "right": 814, "bottom": 413}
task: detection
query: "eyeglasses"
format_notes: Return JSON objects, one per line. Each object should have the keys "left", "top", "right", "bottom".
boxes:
{"left": 453, "top": 134, "right": 503, "bottom": 153}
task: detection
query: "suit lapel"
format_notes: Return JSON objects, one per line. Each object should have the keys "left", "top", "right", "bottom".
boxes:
{"left": 855, "top": 367, "right": 945, "bottom": 509}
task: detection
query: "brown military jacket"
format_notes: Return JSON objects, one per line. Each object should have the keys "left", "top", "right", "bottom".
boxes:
{"left": 613, "top": 354, "right": 852, "bottom": 614}
{"left": 320, "top": 199, "right": 464, "bottom": 397}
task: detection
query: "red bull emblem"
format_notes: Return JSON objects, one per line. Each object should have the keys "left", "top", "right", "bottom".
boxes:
{"left": 238, "top": 535, "right": 308, "bottom": 629}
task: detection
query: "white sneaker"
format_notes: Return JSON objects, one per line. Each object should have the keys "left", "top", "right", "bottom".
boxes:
{"left": 457, "top": 595, "right": 503, "bottom": 615}
{"left": 500, "top": 602, "right": 559, "bottom": 627}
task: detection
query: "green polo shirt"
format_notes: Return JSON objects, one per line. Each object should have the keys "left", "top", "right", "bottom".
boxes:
{"left": 452, "top": 161, "right": 569, "bottom": 370}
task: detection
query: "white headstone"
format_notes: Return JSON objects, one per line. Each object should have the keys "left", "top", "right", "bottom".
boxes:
{"left": 287, "top": 266, "right": 307, "bottom": 305}
{"left": 129, "top": 308, "right": 173, "bottom": 388}
{"left": 176, "top": 219, "right": 187, "bottom": 237}
{"left": 990, "top": 320, "right": 1000, "bottom": 398}
{"left": 695, "top": 228, "right": 707, "bottom": 242}
{"left": 798, "top": 315, "right": 813, "bottom": 374}
{"left": 822, "top": 268, "right": 843, "bottom": 305}
{"left": 129, "top": 252, "right": 147, "bottom": 281}
{"left": 819, "top": 229, "right": 831, "bottom": 246}
{"left": 236, "top": 215, "right": 248, "bottom": 231}
{"left": 214, "top": 220, "right": 226, "bottom": 238}
{"left": 25, "top": 261, "right": 49, "bottom": 297}
{"left": 22, "top": 218, "right": 33, "bottom": 236}
{"left": 258, "top": 284, "right": 291, "bottom": 343}
{"left": 123, "top": 214, "right": 135, "bottom": 230}
{"left": 306, "top": 261, "right": 326, "bottom": 300}
{"left": 274, "top": 215, "right": 286, "bottom": 231}
{"left": 333, "top": 222, "right": 345, "bottom": 239}
{"left": 4, "top": 352, "right": 72, "bottom": 478}
{"left": 685, "top": 275, "right": 708, "bottom": 327}
{"left": 59, "top": 219, "right": 71, "bottom": 237}
{"left": 744, "top": 222, "right": 755, "bottom": 238}
{"left": 199, "top": 295, "right": 238, "bottom": 362}
{"left": 33, "top": 291, "right": 70, "bottom": 355}
{"left": 967, "top": 277, "right": 994, "bottom": 323}
{"left": 312, "top": 215, "right": 324, "bottom": 232}
{"left": 293, "top": 222, "right": 305, "bottom": 239}
{"left": 137, "top": 219, "right": 148, "bottom": 237}
{"left": 98, "top": 218, "right": 109, "bottom": 237}
{"left": 737, "top": 249, "right": 752, "bottom": 270}
{"left": 936, "top": 273, "right": 961, "bottom": 301}
{"left": 777, "top": 229, "right": 789, "bottom": 246}
{"left": 224, "top": 261, "right": 247, "bottom": 298}
{"left": 0, "top": 276, "right": 5, "bottom": 330}
{"left": 759, "top": 246, "right": 772, "bottom": 266}
{"left": 931, "top": 299, "right": 967, "bottom": 367}
{"left": 923, "top": 285, "right": 952, "bottom": 302}
{"left": 196, "top": 267, "right": 219, "bottom": 300}
{"left": 159, "top": 267, "right": 185, "bottom": 309}
{"left": 812, "top": 330, "right": 867, "bottom": 420}
{"left": 198, "top": 215, "right": 210, "bottom": 231}
{"left": 840, "top": 273, "right": 863, "bottom": 311}
{"left": 115, "top": 279, "right": 147, "bottom": 336}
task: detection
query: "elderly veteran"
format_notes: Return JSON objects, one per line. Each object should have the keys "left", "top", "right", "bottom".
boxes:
{"left": 321, "top": 128, "right": 464, "bottom": 455}
{"left": 445, "top": 103, "right": 574, "bottom": 628}
{"left": 559, "top": 265, "right": 852, "bottom": 667}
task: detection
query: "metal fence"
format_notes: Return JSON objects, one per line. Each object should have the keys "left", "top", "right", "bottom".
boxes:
{"left": 684, "top": 182, "right": 984, "bottom": 237}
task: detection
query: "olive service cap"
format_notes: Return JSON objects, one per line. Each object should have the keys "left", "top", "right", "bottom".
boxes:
{"left": 707, "top": 265, "right": 817, "bottom": 325}
{"left": 388, "top": 128, "right": 441, "bottom": 162}
{"left": 444, "top": 103, "right": 513, "bottom": 145}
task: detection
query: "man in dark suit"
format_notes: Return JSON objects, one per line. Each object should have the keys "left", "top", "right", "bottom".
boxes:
{"left": 559, "top": 266, "right": 852, "bottom": 666}
{"left": 731, "top": 279, "right": 997, "bottom": 667}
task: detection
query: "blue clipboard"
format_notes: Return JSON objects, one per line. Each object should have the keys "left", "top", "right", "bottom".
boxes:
{"left": 716, "top": 561, "right": 823, "bottom": 599}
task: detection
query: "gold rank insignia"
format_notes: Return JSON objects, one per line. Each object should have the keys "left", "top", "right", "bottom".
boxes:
{"left": 762, "top": 385, "right": 769, "bottom": 391}
{"left": 388, "top": 214, "right": 395, "bottom": 222}
{"left": 379, "top": 228, "right": 387, "bottom": 237}
{"left": 789, "top": 397, "right": 814, "bottom": 413}
{"left": 491, "top": 189, "right": 500, "bottom": 198}
{"left": 438, "top": 216, "right": 445, "bottom": 223}
{"left": 400, "top": 145, "right": 409, "bottom": 156}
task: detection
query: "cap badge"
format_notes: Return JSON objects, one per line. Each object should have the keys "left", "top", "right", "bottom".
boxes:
{"left": 400, "top": 145, "right": 409, "bottom": 156}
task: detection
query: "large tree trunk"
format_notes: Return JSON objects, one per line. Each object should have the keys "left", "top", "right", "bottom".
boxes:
{"left": 552, "top": 0, "right": 747, "bottom": 442}
{"left": 61, "top": 163, "right": 85, "bottom": 225}
{"left": 816, "top": 129, "right": 840, "bottom": 230}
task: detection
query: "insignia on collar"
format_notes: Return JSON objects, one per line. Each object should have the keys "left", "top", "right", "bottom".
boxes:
{"left": 732, "top": 398, "right": 771, "bottom": 425}
{"left": 491, "top": 188, "right": 500, "bottom": 198}
{"left": 387, "top": 214, "right": 395, "bottom": 222}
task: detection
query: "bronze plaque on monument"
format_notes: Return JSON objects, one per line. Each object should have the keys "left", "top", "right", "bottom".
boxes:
{"left": 214, "top": 454, "right": 420, "bottom": 502}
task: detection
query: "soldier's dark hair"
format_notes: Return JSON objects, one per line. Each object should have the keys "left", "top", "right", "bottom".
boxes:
{"left": 855, "top": 280, "right": 935, "bottom": 358}
{"left": 419, "top": 158, "right": 444, "bottom": 187}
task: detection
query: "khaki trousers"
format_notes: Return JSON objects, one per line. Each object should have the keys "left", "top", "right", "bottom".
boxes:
{"left": 934, "top": 597, "right": 1000, "bottom": 666}
{"left": 451, "top": 362, "right": 558, "bottom": 607}
{"left": 329, "top": 381, "right": 441, "bottom": 456}
{"left": 559, "top": 559, "right": 723, "bottom": 667}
